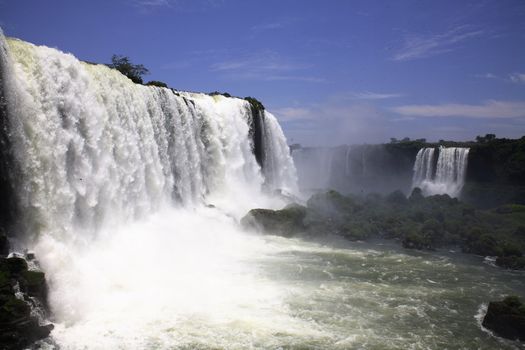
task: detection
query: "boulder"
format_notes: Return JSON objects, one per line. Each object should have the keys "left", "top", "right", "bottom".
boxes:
{"left": 482, "top": 296, "right": 525, "bottom": 341}
{"left": 495, "top": 256, "right": 525, "bottom": 270}
{"left": 0, "top": 256, "right": 53, "bottom": 349}
{"left": 0, "top": 231, "right": 8, "bottom": 257}
{"left": 241, "top": 204, "right": 307, "bottom": 237}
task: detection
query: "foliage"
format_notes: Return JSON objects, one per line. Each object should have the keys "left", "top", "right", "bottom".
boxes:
{"left": 244, "top": 97, "right": 265, "bottom": 114}
{"left": 107, "top": 55, "right": 149, "bottom": 84}
{"left": 476, "top": 134, "right": 496, "bottom": 143}
{"left": 243, "top": 187, "right": 525, "bottom": 269}
{"left": 146, "top": 80, "right": 168, "bottom": 88}
{"left": 209, "top": 91, "right": 232, "bottom": 98}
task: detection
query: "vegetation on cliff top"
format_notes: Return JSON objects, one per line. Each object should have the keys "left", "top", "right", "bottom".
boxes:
{"left": 107, "top": 55, "right": 149, "bottom": 84}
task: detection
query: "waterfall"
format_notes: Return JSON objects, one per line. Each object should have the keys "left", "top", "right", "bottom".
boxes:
{"left": 412, "top": 148, "right": 435, "bottom": 185}
{"left": 0, "top": 34, "right": 297, "bottom": 239}
{"left": 344, "top": 145, "right": 352, "bottom": 176}
{"left": 259, "top": 111, "right": 298, "bottom": 195}
{"left": 412, "top": 146, "right": 470, "bottom": 197}
{"left": 291, "top": 147, "right": 334, "bottom": 192}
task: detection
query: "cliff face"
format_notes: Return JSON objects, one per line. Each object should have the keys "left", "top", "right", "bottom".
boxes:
{"left": 463, "top": 137, "right": 525, "bottom": 207}
{"left": 293, "top": 138, "right": 525, "bottom": 207}
{"left": 467, "top": 137, "right": 525, "bottom": 185}
{"left": 0, "top": 63, "right": 16, "bottom": 231}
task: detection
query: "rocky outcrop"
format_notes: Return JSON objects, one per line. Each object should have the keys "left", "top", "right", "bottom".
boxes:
{"left": 242, "top": 190, "right": 525, "bottom": 266}
{"left": 482, "top": 296, "right": 525, "bottom": 341}
{"left": 241, "top": 204, "right": 307, "bottom": 237}
{"left": 0, "top": 235, "right": 53, "bottom": 350}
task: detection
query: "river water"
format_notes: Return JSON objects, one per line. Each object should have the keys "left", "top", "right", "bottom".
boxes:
{"left": 35, "top": 207, "right": 524, "bottom": 350}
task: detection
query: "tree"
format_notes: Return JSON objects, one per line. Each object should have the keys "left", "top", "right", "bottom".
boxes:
{"left": 146, "top": 80, "right": 168, "bottom": 88}
{"left": 108, "top": 55, "right": 149, "bottom": 84}
{"left": 476, "top": 134, "right": 497, "bottom": 143}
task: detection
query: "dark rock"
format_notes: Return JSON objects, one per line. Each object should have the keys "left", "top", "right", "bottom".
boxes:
{"left": 495, "top": 256, "right": 525, "bottom": 270}
{"left": 0, "top": 256, "right": 53, "bottom": 349}
{"left": 0, "top": 231, "right": 8, "bottom": 257}
{"left": 5, "top": 257, "right": 28, "bottom": 275}
{"left": 482, "top": 296, "right": 525, "bottom": 341}
{"left": 241, "top": 204, "right": 307, "bottom": 237}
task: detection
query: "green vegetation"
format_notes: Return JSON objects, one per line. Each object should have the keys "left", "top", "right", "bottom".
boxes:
{"left": 242, "top": 189, "right": 525, "bottom": 269}
{"left": 107, "top": 55, "right": 149, "bottom": 84}
{"left": 209, "top": 91, "right": 232, "bottom": 98}
{"left": 244, "top": 96, "right": 265, "bottom": 114}
{"left": 146, "top": 80, "right": 168, "bottom": 88}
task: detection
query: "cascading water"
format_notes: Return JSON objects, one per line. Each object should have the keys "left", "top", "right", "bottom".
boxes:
{"left": 259, "top": 111, "right": 298, "bottom": 195}
{"left": 1, "top": 33, "right": 522, "bottom": 350}
{"left": 412, "top": 146, "right": 470, "bottom": 197}
{"left": 0, "top": 33, "right": 302, "bottom": 348}
{"left": 412, "top": 148, "right": 436, "bottom": 185}
{"left": 291, "top": 147, "right": 334, "bottom": 192}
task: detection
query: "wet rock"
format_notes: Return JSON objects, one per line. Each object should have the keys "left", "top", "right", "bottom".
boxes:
{"left": 0, "top": 255, "right": 53, "bottom": 349}
{"left": 495, "top": 256, "right": 525, "bottom": 270}
{"left": 0, "top": 234, "right": 8, "bottom": 257}
{"left": 482, "top": 296, "right": 525, "bottom": 341}
{"left": 241, "top": 204, "right": 307, "bottom": 237}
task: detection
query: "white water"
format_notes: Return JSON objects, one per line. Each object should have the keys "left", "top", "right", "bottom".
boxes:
{"left": 259, "top": 111, "right": 298, "bottom": 195}
{"left": 291, "top": 147, "right": 334, "bottom": 192}
{"left": 412, "top": 146, "right": 470, "bottom": 197}
{"left": 3, "top": 34, "right": 524, "bottom": 350}
{"left": 0, "top": 34, "right": 304, "bottom": 348}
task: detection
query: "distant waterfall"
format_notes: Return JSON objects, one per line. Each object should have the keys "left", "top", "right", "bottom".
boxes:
{"left": 291, "top": 147, "right": 334, "bottom": 192}
{"left": 259, "top": 112, "right": 298, "bottom": 195}
{"left": 412, "top": 148, "right": 436, "bottom": 184}
{"left": 0, "top": 34, "right": 297, "bottom": 239}
{"left": 412, "top": 147, "right": 470, "bottom": 197}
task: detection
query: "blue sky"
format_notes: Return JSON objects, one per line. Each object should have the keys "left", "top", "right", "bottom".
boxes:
{"left": 1, "top": 0, "right": 524, "bottom": 146}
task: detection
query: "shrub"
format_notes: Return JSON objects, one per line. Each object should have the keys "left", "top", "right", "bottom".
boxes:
{"left": 108, "top": 55, "right": 149, "bottom": 84}
{"left": 146, "top": 80, "right": 168, "bottom": 88}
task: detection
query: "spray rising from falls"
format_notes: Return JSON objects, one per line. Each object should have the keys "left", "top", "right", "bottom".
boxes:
{"left": 412, "top": 146, "right": 470, "bottom": 197}
{"left": 0, "top": 35, "right": 297, "bottom": 239}
{"left": 0, "top": 34, "right": 303, "bottom": 348}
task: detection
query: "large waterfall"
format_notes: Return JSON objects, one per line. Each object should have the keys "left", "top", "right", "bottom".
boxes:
{"left": 0, "top": 34, "right": 303, "bottom": 348}
{"left": 412, "top": 146, "right": 470, "bottom": 197}
{"left": 0, "top": 35, "right": 297, "bottom": 239}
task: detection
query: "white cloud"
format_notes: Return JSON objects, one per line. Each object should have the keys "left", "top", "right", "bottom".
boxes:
{"left": 391, "top": 100, "right": 525, "bottom": 119}
{"left": 251, "top": 22, "right": 284, "bottom": 32}
{"left": 474, "top": 73, "right": 498, "bottom": 79}
{"left": 133, "top": 0, "right": 223, "bottom": 11}
{"left": 393, "top": 25, "right": 484, "bottom": 61}
{"left": 346, "top": 91, "right": 404, "bottom": 100}
{"left": 210, "top": 51, "right": 325, "bottom": 83}
{"left": 134, "top": 0, "right": 172, "bottom": 7}
{"left": 509, "top": 72, "right": 525, "bottom": 83}
{"left": 271, "top": 107, "right": 314, "bottom": 121}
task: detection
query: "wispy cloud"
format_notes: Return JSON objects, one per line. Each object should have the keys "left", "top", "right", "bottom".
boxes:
{"left": 474, "top": 72, "right": 525, "bottom": 84}
{"left": 393, "top": 25, "right": 484, "bottom": 61}
{"left": 346, "top": 91, "right": 404, "bottom": 100}
{"left": 474, "top": 73, "right": 498, "bottom": 80}
{"left": 391, "top": 100, "right": 525, "bottom": 119}
{"left": 251, "top": 22, "right": 285, "bottom": 32}
{"left": 251, "top": 18, "right": 300, "bottom": 34}
{"left": 272, "top": 107, "right": 313, "bottom": 121}
{"left": 133, "top": 0, "right": 223, "bottom": 12}
{"left": 210, "top": 51, "right": 325, "bottom": 83}
{"left": 509, "top": 72, "right": 525, "bottom": 84}
{"left": 134, "top": 0, "right": 171, "bottom": 7}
